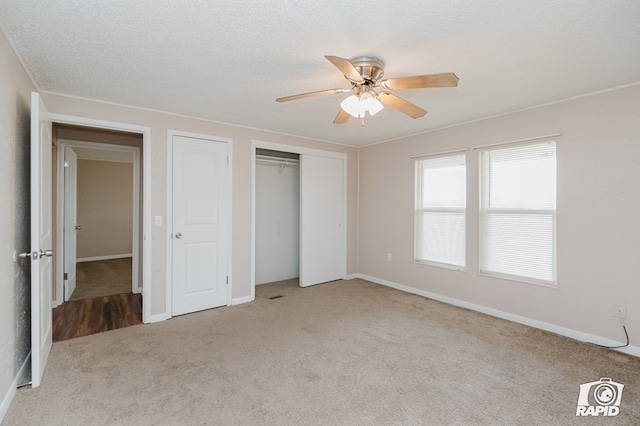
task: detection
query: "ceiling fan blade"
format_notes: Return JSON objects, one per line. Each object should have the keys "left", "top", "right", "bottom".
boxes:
{"left": 333, "top": 108, "right": 351, "bottom": 124}
{"left": 276, "top": 88, "right": 349, "bottom": 103}
{"left": 377, "top": 93, "right": 427, "bottom": 118}
{"left": 380, "top": 72, "right": 459, "bottom": 90}
{"left": 325, "top": 56, "right": 365, "bottom": 84}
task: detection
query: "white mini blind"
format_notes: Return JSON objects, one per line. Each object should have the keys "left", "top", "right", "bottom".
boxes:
{"left": 479, "top": 140, "right": 556, "bottom": 284}
{"left": 415, "top": 152, "right": 466, "bottom": 269}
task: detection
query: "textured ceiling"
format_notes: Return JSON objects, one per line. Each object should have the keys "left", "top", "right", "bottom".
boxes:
{"left": 1, "top": 1, "right": 639, "bottom": 146}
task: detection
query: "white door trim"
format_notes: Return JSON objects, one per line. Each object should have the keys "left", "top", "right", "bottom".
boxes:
{"left": 250, "top": 140, "right": 347, "bottom": 302}
{"left": 56, "top": 139, "right": 141, "bottom": 303}
{"left": 49, "top": 113, "right": 152, "bottom": 323}
{"left": 166, "top": 130, "right": 233, "bottom": 319}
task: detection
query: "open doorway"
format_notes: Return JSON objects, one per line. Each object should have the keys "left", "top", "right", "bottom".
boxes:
{"left": 255, "top": 149, "right": 300, "bottom": 287}
{"left": 52, "top": 124, "right": 143, "bottom": 340}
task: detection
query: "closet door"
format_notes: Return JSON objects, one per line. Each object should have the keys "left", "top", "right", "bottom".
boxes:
{"left": 299, "top": 154, "right": 345, "bottom": 287}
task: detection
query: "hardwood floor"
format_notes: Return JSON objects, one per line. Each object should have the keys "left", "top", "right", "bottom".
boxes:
{"left": 53, "top": 293, "right": 142, "bottom": 342}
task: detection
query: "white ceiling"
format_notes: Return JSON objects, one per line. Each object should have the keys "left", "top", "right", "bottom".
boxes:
{"left": 1, "top": 1, "right": 639, "bottom": 147}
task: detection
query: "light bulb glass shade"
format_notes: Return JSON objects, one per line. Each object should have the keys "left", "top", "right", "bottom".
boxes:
{"left": 340, "top": 94, "right": 365, "bottom": 118}
{"left": 362, "top": 92, "right": 384, "bottom": 116}
{"left": 340, "top": 92, "right": 384, "bottom": 118}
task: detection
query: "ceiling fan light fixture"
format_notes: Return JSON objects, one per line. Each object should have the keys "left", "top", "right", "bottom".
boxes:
{"left": 340, "top": 92, "right": 384, "bottom": 118}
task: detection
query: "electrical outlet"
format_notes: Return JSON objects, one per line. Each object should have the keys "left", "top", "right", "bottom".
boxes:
{"left": 613, "top": 304, "right": 626, "bottom": 319}
{"left": 386, "top": 253, "right": 392, "bottom": 261}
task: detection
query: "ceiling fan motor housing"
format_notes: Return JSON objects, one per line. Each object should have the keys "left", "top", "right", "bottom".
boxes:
{"left": 349, "top": 56, "right": 384, "bottom": 84}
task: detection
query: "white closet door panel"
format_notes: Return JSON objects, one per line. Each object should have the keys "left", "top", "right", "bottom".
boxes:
{"left": 300, "top": 155, "right": 344, "bottom": 287}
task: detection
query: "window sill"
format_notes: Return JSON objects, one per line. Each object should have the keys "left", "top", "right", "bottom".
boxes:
{"left": 414, "top": 259, "right": 466, "bottom": 272}
{"left": 479, "top": 270, "right": 558, "bottom": 289}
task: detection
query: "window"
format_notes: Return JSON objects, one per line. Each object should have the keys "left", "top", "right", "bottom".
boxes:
{"left": 479, "top": 140, "right": 556, "bottom": 285}
{"left": 415, "top": 152, "right": 466, "bottom": 269}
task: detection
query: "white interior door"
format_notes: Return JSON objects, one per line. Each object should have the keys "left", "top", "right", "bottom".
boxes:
{"left": 299, "top": 154, "right": 345, "bottom": 287}
{"left": 172, "top": 135, "right": 229, "bottom": 316}
{"left": 30, "top": 92, "right": 53, "bottom": 387}
{"left": 63, "top": 147, "right": 78, "bottom": 301}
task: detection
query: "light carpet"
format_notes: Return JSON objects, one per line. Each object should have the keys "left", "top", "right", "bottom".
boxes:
{"left": 5, "top": 279, "right": 639, "bottom": 425}
{"left": 70, "top": 258, "right": 132, "bottom": 301}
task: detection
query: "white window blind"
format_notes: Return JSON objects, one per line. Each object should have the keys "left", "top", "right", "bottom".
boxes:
{"left": 479, "top": 140, "right": 556, "bottom": 284}
{"left": 415, "top": 152, "right": 466, "bottom": 269}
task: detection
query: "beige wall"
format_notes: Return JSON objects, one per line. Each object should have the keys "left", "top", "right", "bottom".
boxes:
{"left": 76, "top": 159, "right": 134, "bottom": 259}
{"left": 41, "top": 93, "right": 359, "bottom": 316}
{"left": 358, "top": 84, "right": 640, "bottom": 348}
{"left": 0, "top": 30, "right": 36, "bottom": 407}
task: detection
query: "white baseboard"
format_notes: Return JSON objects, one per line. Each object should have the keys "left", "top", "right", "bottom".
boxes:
{"left": 77, "top": 254, "right": 133, "bottom": 263}
{"left": 0, "top": 352, "right": 30, "bottom": 423}
{"left": 232, "top": 295, "right": 254, "bottom": 306}
{"left": 356, "top": 273, "right": 640, "bottom": 358}
{"left": 344, "top": 274, "right": 359, "bottom": 280}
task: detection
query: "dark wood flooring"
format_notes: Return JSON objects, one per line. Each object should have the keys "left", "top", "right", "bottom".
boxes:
{"left": 53, "top": 292, "right": 142, "bottom": 342}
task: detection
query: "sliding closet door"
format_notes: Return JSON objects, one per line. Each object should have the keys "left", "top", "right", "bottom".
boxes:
{"left": 299, "top": 154, "right": 345, "bottom": 287}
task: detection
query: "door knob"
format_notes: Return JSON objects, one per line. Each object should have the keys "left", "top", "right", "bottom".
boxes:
{"left": 175, "top": 232, "right": 182, "bottom": 239}
{"left": 39, "top": 249, "right": 53, "bottom": 258}
{"left": 17, "top": 249, "right": 52, "bottom": 260}
{"left": 18, "top": 251, "right": 36, "bottom": 260}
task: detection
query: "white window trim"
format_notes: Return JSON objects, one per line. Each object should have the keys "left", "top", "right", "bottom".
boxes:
{"left": 478, "top": 140, "right": 557, "bottom": 287}
{"left": 414, "top": 150, "right": 467, "bottom": 271}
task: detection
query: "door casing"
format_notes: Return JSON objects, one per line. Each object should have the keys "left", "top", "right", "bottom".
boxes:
{"left": 50, "top": 113, "right": 152, "bottom": 323}
{"left": 56, "top": 139, "right": 141, "bottom": 304}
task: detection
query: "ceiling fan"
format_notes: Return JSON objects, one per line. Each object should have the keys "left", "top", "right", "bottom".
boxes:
{"left": 276, "top": 55, "right": 459, "bottom": 124}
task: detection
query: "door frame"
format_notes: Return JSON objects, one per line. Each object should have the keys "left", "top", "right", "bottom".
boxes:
{"left": 49, "top": 113, "right": 152, "bottom": 323}
{"left": 250, "top": 140, "right": 347, "bottom": 302}
{"left": 56, "top": 139, "right": 141, "bottom": 303}
{"left": 165, "top": 130, "right": 233, "bottom": 319}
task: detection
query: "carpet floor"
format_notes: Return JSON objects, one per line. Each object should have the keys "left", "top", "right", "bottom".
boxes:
{"left": 70, "top": 258, "right": 132, "bottom": 301}
{"left": 5, "top": 279, "right": 639, "bottom": 425}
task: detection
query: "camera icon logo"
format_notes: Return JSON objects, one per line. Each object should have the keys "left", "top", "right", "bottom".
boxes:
{"left": 576, "top": 378, "right": 624, "bottom": 416}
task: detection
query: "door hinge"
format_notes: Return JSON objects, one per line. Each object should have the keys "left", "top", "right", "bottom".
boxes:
{"left": 226, "top": 276, "right": 229, "bottom": 284}
{"left": 64, "top": 272, "right": 68, "bottom": 280}
{"left": 227, "top": 156, "right": 229, "bottom": 165}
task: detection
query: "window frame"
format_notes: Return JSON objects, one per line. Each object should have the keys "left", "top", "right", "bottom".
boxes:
{"left": 478, "top": 140, "right": 557, "bottom": 287}
{"left": 414, "top": 150, "right": 467, "bottom": 271}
